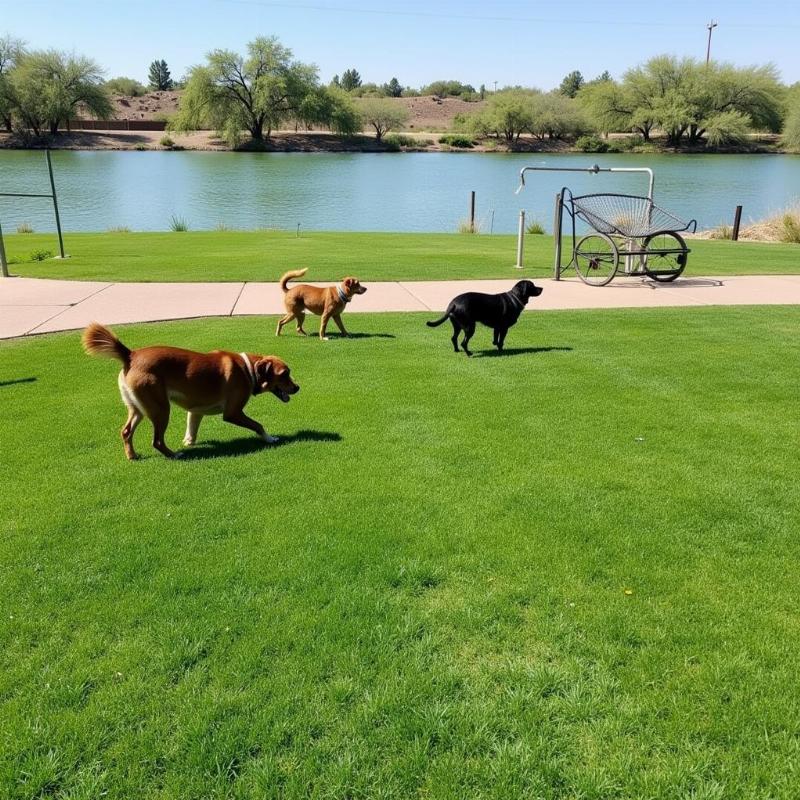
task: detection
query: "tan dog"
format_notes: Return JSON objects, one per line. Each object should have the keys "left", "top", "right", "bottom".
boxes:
{"left": 276, "top": 268, "right": 367, "bottom": 340}
{"left": 82, "top": 322, "right": 299, "bottom": 460}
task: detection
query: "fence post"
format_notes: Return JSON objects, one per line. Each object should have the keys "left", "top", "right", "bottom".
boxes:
{"left": 553, "top": 192, "right": 563, "bottom": 280}
{"left": 514, "top": 210, "right": 525, "bottom": 269}
{"left": 469, "top": 191, "right": 476, "bottom": 233}
{"left": 732, "top": 205, "right": 742, "bottom": 242}
{"left": 0, "top": 220, "right": 8, "bottom": 278}
{"left": 46, "top": 150, "right": 66, "bottom": 259}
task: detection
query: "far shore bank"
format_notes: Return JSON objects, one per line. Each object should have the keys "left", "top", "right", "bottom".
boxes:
{"left": 0, "top": 129, "right": 786, "bottom": 155}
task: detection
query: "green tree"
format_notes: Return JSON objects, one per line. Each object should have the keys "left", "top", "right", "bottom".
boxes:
{"left": 340, "top": 68, "right": 362, "bottom": 91}
{"left": 296, "top": 85, "right": 360, "bottom": 136}
{"left": 148, "top": 59, "right": 173, "bottom": 91}
{"left": 782, "top": 84, "right": 800, "bottom": 152}
{"left": 421, "top": 80, "right": 475, "bottom": 98}
{"left": 11, "top": 49, "right": 111, "bottom": 135}
{"left": 358, "top": 97, "right": 408, "bottom": 141}
{"left": 173, "top": 36, "right": 324, "bottom": 146}
{"left": 558, "top": 70, "right": 584, "bottom": 98}
{"left": 461, "top": 90, "right": 536, "bottom": 142}
{"left": 106, "top": 76, "right": 147, "bottom": 96}
{"left": 0, "top": 35, "right": 25, "bottom": 132}
{"left": 383, "top": 77, "right": 402, "bottom": 97}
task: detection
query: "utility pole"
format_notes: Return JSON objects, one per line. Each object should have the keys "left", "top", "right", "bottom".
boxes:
{"left": 493, "top": 80, "right": 497, "bottom": 94}
{"left": 706, "top": 19, "right": 718, "bottom": 64}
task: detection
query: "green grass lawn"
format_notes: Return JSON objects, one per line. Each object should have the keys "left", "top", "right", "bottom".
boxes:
{"left": 2, "top": 308, "right": 800, "bottom": 799}
{"left": 4, "top": 230, "right": 799, "bottom": 282}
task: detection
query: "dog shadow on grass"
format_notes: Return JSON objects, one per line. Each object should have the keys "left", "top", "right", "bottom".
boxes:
{"left": 0, "top": 377, "right": 37, "bottom": 388}
{"left": 476, "top": 346, "right": 573, "bottom": 358}
{"left": 181, "top": 429, "right": 342, "bottom": 460}
{"left": 341, "top": 332, "right": 396, "bottom": 340}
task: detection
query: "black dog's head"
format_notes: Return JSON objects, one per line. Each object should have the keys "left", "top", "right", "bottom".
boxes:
{"left": 513, "top": 280, "right": 543, "bottom": 303}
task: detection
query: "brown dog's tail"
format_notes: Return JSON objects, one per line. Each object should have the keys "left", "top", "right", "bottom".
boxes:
{"left": 82, "top": 322, "right": 131, "bottom": 367}
{"left": 279, "top": 268, "right": 308, "bottom": 293}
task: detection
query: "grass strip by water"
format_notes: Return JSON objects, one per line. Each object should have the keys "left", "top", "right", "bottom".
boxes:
{"left": 4, "top": 230, "right": 799, "bottom": 282}
{"left": 1, "top": 307, "right": 799, "bottom": 798}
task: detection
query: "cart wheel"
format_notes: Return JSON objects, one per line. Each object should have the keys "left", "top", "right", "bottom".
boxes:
{"left": 642, "top": 232, "right": 688, "bottom": 283}
{"left": 574, "top": 232, "right": 619, "bottom": 286}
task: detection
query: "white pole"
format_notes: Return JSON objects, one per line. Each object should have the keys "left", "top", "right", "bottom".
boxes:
{"left": 514, "top": 210, "right": 525, "bottom": 269}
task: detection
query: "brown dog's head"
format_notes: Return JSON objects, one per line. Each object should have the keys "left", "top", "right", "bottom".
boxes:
{"left": 342, "top": 277, "right": 367, "bottom": 296}
{"left": 254, "top": 356, "right": 299, "bottom": 402}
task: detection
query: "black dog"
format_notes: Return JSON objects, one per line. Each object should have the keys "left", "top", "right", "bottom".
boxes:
{"left": 426, "top": 280, "right": 543, "bottom": 356}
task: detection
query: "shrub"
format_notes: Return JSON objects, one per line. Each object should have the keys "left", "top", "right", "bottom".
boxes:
{"left": 438, "top": 134, "right": 475, "bottom": 148}
{"left": 105, "top": 76, "right": 147, "bottom": 96}
{"left": 17, "top": 222, "right": 34, "bottom": 234}
{"left": 709, "top": 224, "right": 733, "bottom": 240}
{"left": 782, "top": 212, "right": 800, "bottom": 244}
{"left": 29, "top": 249, "right": 52, "bottom": 261}
{"left": 108, "top": 226, "right": 131, "bottom": 233}
{"left": 169, "top": 215, "right": 189, "bottom": 232}
{"left": 457, "top": 218, "right": 482, "bottom": 234}
{"left": 134, "top": 143, "right": 148, "bottom": 151}
{"left": 781, "top": 106, "right": 800, "bottom": 153}
{"left": 575, "top": 134, "right": 609, "bottom": 153}
{"left": 159, "top": 135, "right": 175, "bottom": 148}
{"left": 383, "top": 133, "right": 417, "bottom": 150}
{"left": 526, "top": 220, "right": 545, "bottom": 235}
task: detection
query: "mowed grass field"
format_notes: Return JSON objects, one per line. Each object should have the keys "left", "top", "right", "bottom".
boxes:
{"left": 4, "top": 230, "right": 800, "bottom": 282}
{"left": 2, "top": 307, "right": 800, "bottom": 798}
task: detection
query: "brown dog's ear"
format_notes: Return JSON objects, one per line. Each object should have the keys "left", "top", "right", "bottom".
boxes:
{"left": 255, "top": 358, "right": 274, "bottom": 384}
{"left": 344, "top": 277, "right": 354, "bottom": 289}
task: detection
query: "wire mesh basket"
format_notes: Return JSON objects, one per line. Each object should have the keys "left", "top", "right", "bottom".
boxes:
{"left": 570, "top": 193, "right": 696, "bottom": 239}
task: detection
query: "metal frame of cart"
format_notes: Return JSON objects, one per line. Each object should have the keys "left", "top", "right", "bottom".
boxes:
{"left": 515, "top": 164, "right": 697, "bottom": 286}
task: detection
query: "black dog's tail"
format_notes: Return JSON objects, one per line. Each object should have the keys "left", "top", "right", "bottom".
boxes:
{"left": 426, "top": 311, "right": 450, "bottom": 328}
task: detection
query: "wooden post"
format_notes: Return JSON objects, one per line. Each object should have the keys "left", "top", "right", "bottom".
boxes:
{"left": 46, "top": 150, "right": 66, "bottom": 259}
{"left": 732, "top": 205, "right": 743, "bottom": 242}
{"left": 0, "top": 220, "right": 8, "bottom": 278}
{"left": 469, "top": 191, "right": 476, "bottom": 233}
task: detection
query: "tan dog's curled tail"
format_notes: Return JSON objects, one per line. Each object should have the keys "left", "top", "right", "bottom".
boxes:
{"left": 279, "top": 268, "right": 308, "bottom": 293}
{"left": 82, "top": 322, "right": 131, "bottom": 368}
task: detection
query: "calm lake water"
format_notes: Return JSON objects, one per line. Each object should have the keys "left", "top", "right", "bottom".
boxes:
{"left": 1, "top": 150, "right": 799, "bottom": 234}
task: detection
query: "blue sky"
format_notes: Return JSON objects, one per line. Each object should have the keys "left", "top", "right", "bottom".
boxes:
{"left": 4, "top": 0, "right": 800, "bottom": 89}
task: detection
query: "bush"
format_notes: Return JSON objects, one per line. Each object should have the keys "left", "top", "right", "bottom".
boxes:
{"left": 169, "top": 215, "right": 189, "bottom": 232}
{"left": 457, "top": 218, "right": 482, "bottom": 234}
{"left": 383, "top": 133, "right": 417, "bottom": 150}
{"left": 526, "top": 220, "right": 545, "bottom": 235}
{"left": 29, "top": 249, "right": 52, "bottom": 261}
{"left": 781, "top": 106, "right": 800, "bottom": 153}
{"left": 438, "top": 134, "right": 474, "bottom": 148}
{"left": 108, "top": 226, "right": 131, "bottom": 233}
{"left": 159, "top": 135, "right": 180, "bottom": 149}
{"left": 16, "top": 222, "right": 33, "bottom": 234}
{"left": 105, "top": 76, "right": 147, "bottom": 96}
{"left": 575, "top": 134, "right": 609, "bottom": 153}
{"left": 782, "top": 212, "right": 800, "bottom": 244}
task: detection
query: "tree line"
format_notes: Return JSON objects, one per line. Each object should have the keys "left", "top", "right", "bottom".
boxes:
{"left": 1, "top": 31, "right": 798, "bottom": 151}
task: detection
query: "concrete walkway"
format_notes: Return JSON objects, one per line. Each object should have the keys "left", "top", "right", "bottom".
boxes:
{"left": 3, "top": 274, "right": 800, "bottom": 339}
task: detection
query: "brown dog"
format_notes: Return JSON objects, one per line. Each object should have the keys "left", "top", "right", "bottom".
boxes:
{"left": 82, "top": 322, "right": 299, "bottom": 460}
{"left": 276, "top": 268, "right": 367, "bottom": 340}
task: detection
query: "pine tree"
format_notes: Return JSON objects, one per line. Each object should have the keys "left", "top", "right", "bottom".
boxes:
{"left": 148, "top": 59, "right": 173, "bottom": 91}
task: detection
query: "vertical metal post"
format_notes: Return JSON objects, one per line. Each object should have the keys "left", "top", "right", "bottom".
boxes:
{"left": 0, "top": 220, "right": 8, "bottom": 278}
{"left": 45, "top": 150, "right": 66, "bottom": 259}
{"left": 732, "top": 205, "right": 743, "bottom": 242}
{"left": 469, "top": 191, "right": 476, "bottom": 233}
{"left": 553, "top": 193, "right": 563, "bottom": 280}
{"left": 514, "top": 210, "right": 525, "bottom": 269}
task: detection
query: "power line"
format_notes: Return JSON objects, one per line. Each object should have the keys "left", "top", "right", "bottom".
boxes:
{"left": 214, "top": 0, "right": 799, "bottom": 30}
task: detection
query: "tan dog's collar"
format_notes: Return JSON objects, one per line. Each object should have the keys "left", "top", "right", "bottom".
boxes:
{"left": 337, "top": 285, "right": 351, "bottom": 304}
{"left": 239, "top": 352, "right": 257, "bottom": 393}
